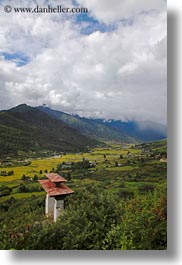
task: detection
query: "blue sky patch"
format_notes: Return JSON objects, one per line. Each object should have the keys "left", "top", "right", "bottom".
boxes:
{"left": 80, "top": 21, "right": 117, "bottom": 35}
{"left": 0, "top": 52, "right": 30, "bottom": 67}
{"left": 75, "top": 13, "right": 117, "bottom": 35}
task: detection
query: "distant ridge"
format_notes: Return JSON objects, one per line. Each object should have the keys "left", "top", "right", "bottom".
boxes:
{"left": 37, "top": 105, "right": 167, "bottom": 143}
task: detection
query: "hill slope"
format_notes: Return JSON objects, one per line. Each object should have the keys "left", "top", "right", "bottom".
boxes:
{"left": 37, "top": 106, "right": 136, "bottom": 143}
{"left": 0, "top": 104, "right": 98, "bottom": 157}
{"left": 38, "top": 106, "right": 167, "bottom": 143}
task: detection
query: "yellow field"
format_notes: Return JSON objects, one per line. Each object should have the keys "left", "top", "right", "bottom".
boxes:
{"left": 0, "top": 147, "right": 134, "bottom": 183}
{"left": 0, "top": 146, "right": 141, "bottom": 184}
{"left": 0, "top": 158, "right": 61, "bottom": 183}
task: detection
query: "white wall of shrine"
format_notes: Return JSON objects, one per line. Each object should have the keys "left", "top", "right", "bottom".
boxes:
{"left": 45, "top": 194, "right": 64, "bottom": 222}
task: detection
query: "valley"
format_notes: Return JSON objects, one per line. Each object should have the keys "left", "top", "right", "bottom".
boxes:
{"left": 0, "top": 140, "right": 167, "bottom": 202}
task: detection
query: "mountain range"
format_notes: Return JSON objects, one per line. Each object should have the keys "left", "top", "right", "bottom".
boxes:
{"left": 0, "top": 104, "right": 167, "bottom": 158}
{"left": 38, "top": 105, "right": 167, "bottom": 143}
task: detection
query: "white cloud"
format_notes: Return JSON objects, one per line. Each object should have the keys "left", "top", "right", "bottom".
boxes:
{"left": 0, "top": 0, "right": 167, "bottom": 124}
{"left": 77, "top": 0, "right": 166, "bottom": 23}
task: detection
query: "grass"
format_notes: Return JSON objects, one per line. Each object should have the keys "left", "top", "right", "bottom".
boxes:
{"left": 105, "top": 166, "right": 139, "bottom": 171}
{"left": 0, "top": 191, "right": 45, "bottom": 203}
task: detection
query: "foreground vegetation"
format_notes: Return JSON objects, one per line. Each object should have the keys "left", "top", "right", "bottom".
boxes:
{"left": 0, "top": 140, "right": 167, "bottom": 250}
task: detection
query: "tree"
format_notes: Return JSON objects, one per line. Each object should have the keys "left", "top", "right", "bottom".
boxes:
{"left": 8, "top": 170, "right": 14, "bottom": 176}
{"left": 21, "top": 174, "right": 27, "bottom": 181}
{"left": 33, "top": 175, "right": 38, "bottom": 181}
{"left": 0, "top": 186, "right": 12, "bottom": 197}
{"left": 18, "top": 184, "right": 26, "bottom": 193}
{"left": 66, "top": 172, "right": 71, "bottom": 181}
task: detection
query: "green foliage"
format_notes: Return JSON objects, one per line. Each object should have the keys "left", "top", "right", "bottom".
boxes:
{"left": 138, "top": 184, "right": 155, "bottom": 194}
{"left": 17, "top": 183, "right": 42, "bottom": 193}
{"left": 0, "top": 170, "right": 14, "bottom": 176}
{"left": 0, "top": 185, "right": 167, "bottom": 250}
{"left": 117, "top": 189, "right": 134, "bottom": 199}
{"left": 33, "top": 175, "right": 38, "bottom": 181}
{"left": 0, "top": 196, "right": 45, "bottom": 249}
{"left": 103, "top": 186, "right": 167, "bottom": 250}
{"left": 0, "top": 185, "right": 12, "bottom": 197}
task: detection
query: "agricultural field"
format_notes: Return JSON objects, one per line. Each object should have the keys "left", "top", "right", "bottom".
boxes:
{"left": 0, "top": 140, "right": 167, "bottom": 250}
{"left": 0, "top": 140, "right": 166, "bottom": 201}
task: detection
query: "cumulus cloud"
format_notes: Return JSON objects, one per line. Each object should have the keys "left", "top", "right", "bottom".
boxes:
{"left": 77, "top": 0, "right": 166, "bottom": 23}
{"left": 0, "top": 0, "right": 167, "bottom": 124}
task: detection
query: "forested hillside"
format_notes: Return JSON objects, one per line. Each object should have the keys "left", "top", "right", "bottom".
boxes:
{"left": 0, "top": 104, "right": 98, "bottom": 158}
{"left": 38, "top": 106, "right": 136, "bottom": 143}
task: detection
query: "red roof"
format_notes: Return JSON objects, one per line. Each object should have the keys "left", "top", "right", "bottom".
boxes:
{"left": 45, "top": 173, "right": 67, "bottom": 183}
{"left": 39, "top": 173, "right": 74, "bottom": 197}
{"left": 39, "top": 180, "right": 74, "bottom": 197}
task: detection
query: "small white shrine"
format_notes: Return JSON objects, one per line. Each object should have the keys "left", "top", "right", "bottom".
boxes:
{"left": 39, "top": 173, "right": 74, "bottom": 222}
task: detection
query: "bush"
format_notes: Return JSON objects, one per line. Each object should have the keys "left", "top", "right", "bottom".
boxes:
{"left": 118, "top": 190, "right": 134, "bottom": 199}
{"left": 138, "top": 184, "right": 155, "bottom": 194}
{"left": 103, "top": 187, "right": 167, "bottom": 250}
{"left": 0, "top": 185, "right": 12, "bottom": 197}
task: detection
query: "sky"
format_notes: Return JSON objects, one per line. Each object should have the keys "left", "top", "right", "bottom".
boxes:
{"left": 0, "top": 0, "right": 167, "bottom": 124}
